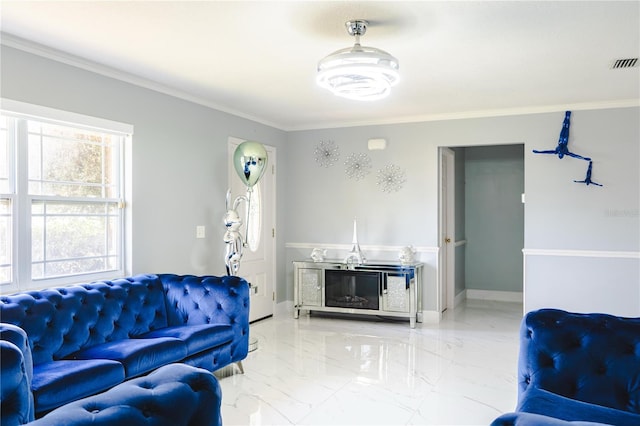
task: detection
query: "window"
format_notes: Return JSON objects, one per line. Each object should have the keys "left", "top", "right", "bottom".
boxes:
{"left": 1, "top": 100, "right": 132, "bottom": 293}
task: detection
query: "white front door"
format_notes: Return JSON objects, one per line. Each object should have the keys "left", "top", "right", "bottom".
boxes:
{"left": 228, "top": 137, "right": 276, "bottom": 322}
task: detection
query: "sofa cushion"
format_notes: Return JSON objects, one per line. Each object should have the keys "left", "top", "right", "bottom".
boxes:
{"left": 31, "top": 359, "right": 125, "bottom": 414}
{"left": 138, "top": 324, "right": 234, "bottom": 356}
{"left": 67, "top": 337, "right": 187, "bottom": 378}
{"left": 517, "top": 387, "right": 640, "bottom": 426}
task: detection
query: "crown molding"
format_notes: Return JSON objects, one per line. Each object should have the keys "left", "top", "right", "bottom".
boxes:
{"left": 3, "top": 32, "right": 638, "bottom": 133}
{"left": 287, "top": 99, "right": 640, "bottom": 131}
{"left": 0, "top": 32, "right": 284, "bottom": 130}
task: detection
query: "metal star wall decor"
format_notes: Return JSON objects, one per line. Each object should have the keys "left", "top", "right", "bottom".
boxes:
{"left": 314, "top": 140, "right": 340, "bottom": 168}
{"left": 344, "top": 152, "right": 372, "bottom": 180}
{"left": 377, "top": 164, "right": 406, "bottom": 192}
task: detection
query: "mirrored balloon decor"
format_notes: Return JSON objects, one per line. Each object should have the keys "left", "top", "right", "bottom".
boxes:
{"left": 223, "top": 141, "right": 268, "bottom": 276}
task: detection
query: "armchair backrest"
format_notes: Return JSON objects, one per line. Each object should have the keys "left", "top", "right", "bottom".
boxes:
{"left": 518, "top": 308, "right": 640, "bottom": 414}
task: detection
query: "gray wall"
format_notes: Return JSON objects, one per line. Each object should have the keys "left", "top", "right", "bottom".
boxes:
{"left": 286, "top": 109, "right": 639, "bottom": 317}
{"left": 1, "top": 46, "right": 288, "bottom": 289}
{"left": 464, "top": 145, "right": 524, "bottom": 293}
{"left": 3, "top": 45, "right": 639, "bottom": 317}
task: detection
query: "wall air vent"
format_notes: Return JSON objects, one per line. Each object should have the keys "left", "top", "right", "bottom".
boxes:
{"left": 611, "top": 58, "right": 638, "bottom": 69}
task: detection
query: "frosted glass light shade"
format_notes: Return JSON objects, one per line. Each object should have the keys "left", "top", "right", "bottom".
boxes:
{"left": 317, "top": 44, "right": 400, "bottom": 101}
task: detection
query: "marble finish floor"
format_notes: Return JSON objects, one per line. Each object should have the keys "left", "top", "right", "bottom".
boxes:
{"left": 217, "top": 300, "right": 523, "bottom": 425}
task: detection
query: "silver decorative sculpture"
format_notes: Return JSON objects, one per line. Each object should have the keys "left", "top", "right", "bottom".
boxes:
{"left": 399, "top": 245, "right": 416, "bottom": 264}
{"left": 344, "top": 218, "right": 366, "bottom": 265}
{"left": 223, "top": 141, "right": 268, "bottom": 276}
{"left": 310, "top": 248, "right": 327, "bottom": 262}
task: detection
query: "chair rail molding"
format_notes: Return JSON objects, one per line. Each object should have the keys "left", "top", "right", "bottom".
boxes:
{"left": 286, "top": 242, "right": 439, "bottom": 254}
{"left": 522, "top": 248, "right": 640, "bottom": 259}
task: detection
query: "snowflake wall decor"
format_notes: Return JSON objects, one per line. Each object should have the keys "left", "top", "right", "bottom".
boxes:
{"left": 344, "top": 153, "right": 372, "bottom": 180}
{"left": 377, "top": 164, "right": 407, "bottom": 192}
{"left": 314, "top": 140, "right": 340, "bottom": 167}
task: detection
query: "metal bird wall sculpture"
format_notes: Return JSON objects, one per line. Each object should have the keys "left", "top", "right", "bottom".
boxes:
{"left": 533, "top": 111, "right": 591, "bottom": 161}
{"left": 574, "top": 161, "right": 603, "bottom": 186}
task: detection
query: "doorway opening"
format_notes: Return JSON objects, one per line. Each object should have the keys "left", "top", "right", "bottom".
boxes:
{"left": 439, "top": 144, "right": 525, "bottom": 313}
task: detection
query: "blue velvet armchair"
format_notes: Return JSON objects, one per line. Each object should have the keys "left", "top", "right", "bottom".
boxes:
{"left": 492, "top": 309, "right": 640, "bottom": 426}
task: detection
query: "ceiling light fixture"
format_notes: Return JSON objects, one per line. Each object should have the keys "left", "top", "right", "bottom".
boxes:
{"left": 317, "top": 20, "right": 399, "bottom": 101}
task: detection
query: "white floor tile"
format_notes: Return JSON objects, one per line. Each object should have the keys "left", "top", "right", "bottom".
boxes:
{"left": 218, "top": 300, "right": 523, "bottom": 425}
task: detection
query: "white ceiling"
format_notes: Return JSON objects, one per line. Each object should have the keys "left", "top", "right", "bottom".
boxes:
{"left": 1, "top": 1, "right": 638, "bottom": 131}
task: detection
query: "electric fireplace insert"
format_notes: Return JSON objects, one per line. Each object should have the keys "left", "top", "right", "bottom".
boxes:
{"left": 325, "top": 270, "right": 380, "bottom": 310}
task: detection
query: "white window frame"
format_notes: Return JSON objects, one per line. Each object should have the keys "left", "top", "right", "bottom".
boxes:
{"left": 0, "top": 99, "right": 133, "bottom": 294}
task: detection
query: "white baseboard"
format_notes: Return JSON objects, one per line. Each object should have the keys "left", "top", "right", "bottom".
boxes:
{"left": 421, "top": 310, "right": 442, "bottom": 324}
{"left": 454, "top": 290, "right": 467, "bottom": 308}
{"left": 466, "top": 289, "right": 523, "bottom": 303}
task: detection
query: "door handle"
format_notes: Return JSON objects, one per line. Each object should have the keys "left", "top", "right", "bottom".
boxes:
{"left": 445, "top": 238, "right": 451, "bottom": 243}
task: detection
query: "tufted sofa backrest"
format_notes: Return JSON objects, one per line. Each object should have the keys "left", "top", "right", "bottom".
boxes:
{"left": 159, "top": 274, "right": 250, "bottom": 363}
{"left": 519, "top": 308, "right": 640, "bottom": 414}
{"left": 0, "top": 275, "right": 168, "bottom": 365}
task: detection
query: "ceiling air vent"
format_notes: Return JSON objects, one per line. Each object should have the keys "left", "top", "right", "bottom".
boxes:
{"left": 611, "top": 58, "right": 638, "bottom": 69}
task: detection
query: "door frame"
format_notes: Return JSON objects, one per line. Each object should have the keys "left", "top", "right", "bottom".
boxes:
{"left": 438, "top": 147, "right": 455, "bottom": 313}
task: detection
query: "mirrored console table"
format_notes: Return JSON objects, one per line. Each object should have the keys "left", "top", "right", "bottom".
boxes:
{"left": 293, "top": 261, "right": 423, "bottom": 328}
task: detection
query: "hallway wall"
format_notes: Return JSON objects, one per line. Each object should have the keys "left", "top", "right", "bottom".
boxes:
{"left": 464, "top": 145, "right": 525, "bottom": 294}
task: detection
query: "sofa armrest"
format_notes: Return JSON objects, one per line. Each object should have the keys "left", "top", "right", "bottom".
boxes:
{"left": 1, "top": 341, "right": 33, "bottom": 426}
{"left": 29, "top": 363, "right": 222, "bottom": 426}
{"left": 1, "top": 323, "right": 34, "bottom": 425}
{"left": 0, "top": 323, "right": 33, "bottom": 383}
{"left": 159, "top": 274, "right": 250, "bottom": 363}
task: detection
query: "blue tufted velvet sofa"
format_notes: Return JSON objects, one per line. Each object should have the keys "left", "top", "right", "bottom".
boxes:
{"left": 492, "top": 309, "right": 640, "bottom": 426}
{"left": 0, "top": 273, "right": 249, "bottom": 422}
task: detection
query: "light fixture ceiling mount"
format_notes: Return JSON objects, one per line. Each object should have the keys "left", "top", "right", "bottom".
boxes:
{"left": 317, "top": 20, "right": 399, "bottom": 101}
